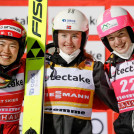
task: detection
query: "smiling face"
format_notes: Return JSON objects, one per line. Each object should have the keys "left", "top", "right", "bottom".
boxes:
{"left": 58, "top": 30, "right": 82, "bottom": 55}
{"left": 0, "top": 38, "right": 19, "bottom": 66}
{"left": 106, "top": 28, "right": 132, "bottom": 54}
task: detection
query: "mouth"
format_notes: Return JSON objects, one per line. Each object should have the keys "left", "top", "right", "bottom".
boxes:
{"left": 116, "top": 44, "right": 125, "bottom": 50}
{"left": 0, "top": 55, "right": 10, "bottom": 59}
{"left": 64, "top": 45, "right": 74, "bottom": 48}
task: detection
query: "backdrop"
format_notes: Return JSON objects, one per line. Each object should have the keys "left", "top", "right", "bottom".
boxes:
{"left": 0, "top": 0, "right": 134, "bottom": 133}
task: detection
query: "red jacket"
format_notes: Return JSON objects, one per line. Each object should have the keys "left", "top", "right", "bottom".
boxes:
{"left": 0, "top": 58, "right": 25, "bottom": 134}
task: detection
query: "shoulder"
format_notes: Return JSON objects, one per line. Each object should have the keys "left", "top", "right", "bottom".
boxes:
{"left": 19, "top": 58, "right": 26, "bottom": 66}
{"left": 93, "top": 61, "right": 104, "bottom": 69}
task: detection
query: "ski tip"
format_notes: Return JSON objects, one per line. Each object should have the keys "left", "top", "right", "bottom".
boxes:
{"left": 24, "top": 127, "right": 37, "bottom": 134}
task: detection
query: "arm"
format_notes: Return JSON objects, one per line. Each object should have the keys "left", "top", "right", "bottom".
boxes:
{"left": 93, "top": 61, "right": 119, "bottom": 113}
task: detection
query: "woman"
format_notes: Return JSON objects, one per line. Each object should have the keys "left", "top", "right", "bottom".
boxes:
{"left": 97, "top": 6, "right": 134, "bottom": 134}
{"left": 0, "top": 19, "right": 26, "bottom": 134}
{"left": 44, "top": 8, "right": 118, "bottom": 134}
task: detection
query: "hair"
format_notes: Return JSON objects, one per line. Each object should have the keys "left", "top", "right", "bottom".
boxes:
{"left": 83, "top": 50, "right": 93, "bottom": 61}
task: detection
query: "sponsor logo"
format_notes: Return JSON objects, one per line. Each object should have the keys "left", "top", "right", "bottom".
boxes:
{"left": 88, "top": 51, "right": 102, "bottom": 61}
{"left": 67, "top": 19, "right": 75, "bottom": 23}
{"left": 47, "top": 74, "right": 90, "bottom": 84}
{"left": 62, "top": 19, "right": 66, "bottom": 22}
{"left": 0, "top": 98, "right": 19, "bottom": 104}
{"left": 29, "top": 73, "right": 36, "bottom": 95}
{"left": 27, "top": 0, "right": 44, "bottom": 59}
{"left": 112, "top": 65, "right": 134, "bottom": 77}
{"left": 0, "top": 113, "right": 20, "bottom": 121}
{"left": 45, "top": 90, "right": 90, "bottom": 100}
{"left": 45, "top": 107, "right": 85, "bottom": 115}
{"left": 32, "top": 0, "right": 43, "bottom": 37}
{"left": 117, "top": 94, "right": 134, "bottom": 101}
{"left": 0, "top": 107, "right": 21, "bottom": 112}
{"left": 0, "top": 25, "right": 21, "bottom": 34}
{"left": 8, "top": 79, "right": 24, "bottom": 88}
{"left": 89, "top": 16, "right": 96, "bottom": 25}
{"left": 101, "top": 19, "right": 118, "bottom": 32}
{"left": 0, "top": 16, "right": 28, "bottom": 26}
{"left": 62, "top": 19, "right": 76, "bottom": 23}
{"left": 27, "top": 70, "right": 41, "bottom": 96}
{"left": 118, "top": 99, "right": 134, "bottom": 111}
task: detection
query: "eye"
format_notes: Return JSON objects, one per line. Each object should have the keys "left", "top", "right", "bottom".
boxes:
{"left": 10, "top": 43, "right": 17, "bottom": 49}
{"left": 10, "top": 45, "right": 16, "bottom": 48}
{"left": 61, "top": 34, "right": 66, "bottom": 38}
{"left": 0, "top": 41, "right": 4, "bottom": 46}
{"left": 118, "top": 32, "right": 125, "bottom": 37}
{"left": 107, "top": 36, "right": 114, "bottom": 41}
{"left": 72, "top": 34, "right": 80, "bottom": 39}
{"left": 72, "top": 35, "right": 77, "bottom": 38}
{"left": 11, "top": 46, "right": 16, "bottom": 49}
{"left": 0, "top": 43, "right": 4, "bottom": 46}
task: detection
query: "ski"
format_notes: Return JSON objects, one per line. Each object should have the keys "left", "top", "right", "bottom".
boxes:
{"left": 22, "top": 0, "right": 47, "bottom": 133}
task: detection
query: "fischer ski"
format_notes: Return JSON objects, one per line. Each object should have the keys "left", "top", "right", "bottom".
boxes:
{"left": 22, "top": 0, "right": 47, "bottom": 133}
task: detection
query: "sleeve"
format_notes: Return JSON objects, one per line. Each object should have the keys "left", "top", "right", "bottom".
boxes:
{"left": 93, "top": 61, "right": 119, "bottom": 113}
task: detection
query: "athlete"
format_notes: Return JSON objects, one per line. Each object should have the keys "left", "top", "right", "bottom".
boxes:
{"left": 44, "top": 8, "right": 118, "bottom": 134}
{"left": 97, "top": 6, "right": 134, "bottom": 134}
{"left": 0, "top": 19, "right": 26, "bottom": 134}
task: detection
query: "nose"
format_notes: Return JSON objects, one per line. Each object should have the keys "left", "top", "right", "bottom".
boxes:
{"left": 66, "top": 36, "right": 72, "bottom": 44}
{"left": 115, "top": 37, "right": 121, "bottom": 46}
{"left": 3, "top": 45, "right": 10, "bottom": 53}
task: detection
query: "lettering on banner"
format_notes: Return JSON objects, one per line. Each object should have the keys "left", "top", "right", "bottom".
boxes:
{"left": 0, "top": 113, "right": 20, "bottom": 121}
{"left": 0, "top": 107, "right": 21, "bottom": 112}
{"left": 0, "top": 98, "right": 19, "bottom": 104}
{"left": 116, "top": 65, "right": 134, "bottom": 76}
{"left": 45, "top": 91, "right": 90, "bottom": 100}
{"left": 46, "top": 74, "right": 90, "bottom": 84}
{"left": 89, "top": 16, "right": 96, "bottom": 25}
{"left": 8, "top": 79, "right": 24, "bottom": 88}
{"left": 45, "top": 87, "right": 91, "bottom": 105}
{"left": 0, "top": 16, "right": 28, "bottom": 26}
{"left": 117, "top": 93, "right": 134, "bottom": 101}
{"left": 27, "top": 70, "right": 41, "bottom": 96}
{"left": 45, "top": 107, "right": 85, "bottom": 115}
{"left": 111, "top": 61, "right": 134, "bottom": 78}
{"left": 118, "top": 99, "right": 134, "bottom": 111}
{"left": 0, "top": 25, "right": 21, "bottom": 34}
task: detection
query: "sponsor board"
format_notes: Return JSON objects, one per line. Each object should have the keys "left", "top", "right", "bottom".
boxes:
{"left": 85, "top": 41, "right": 105, "bottom": 63}
{"left": 48, "top": 6, "right": 105, "bottom": 35}
{"left": 92, "top": 112, "right": 108, "bottom": 134}
{"left": 0, "top": 6, "right": 28, "bottom": 30}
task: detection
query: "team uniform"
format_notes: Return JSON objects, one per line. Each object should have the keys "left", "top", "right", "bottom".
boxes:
{"left": 0, "top": 19, "right": 26, "bottom": 134}
{"left": 44, "top": 8, "right": 118, "bottom": 134}
{"left": 105, "top": 53, "right": 134, "bottom": 134}
{"left": 97, "top": 6, "right": 134, "bottom": 134}
{"left": 44, "top": 46, "right": 118, "bottom": 134}
{"left": 0, "top": 59, "right": 25, "bottom": 134}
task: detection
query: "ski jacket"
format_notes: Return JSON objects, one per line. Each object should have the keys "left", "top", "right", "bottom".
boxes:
{"left": 0, "top": 58, "right": 25, "bottom": 134}
{"left": 44, "top": 45, "right": 118, "bottom": 134}
{"left": 104, "top": 53, "right": 134, "bottom": 134}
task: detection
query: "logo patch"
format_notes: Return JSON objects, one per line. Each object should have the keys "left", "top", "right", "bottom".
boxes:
{"left": 66, "top": 25, "right": 71, "bottom": 29}
{"left": 101, "top": 19, "right": 118, "bottom": 32}
{"left": 0, "top": 25, "right": 21, "bottom": 34}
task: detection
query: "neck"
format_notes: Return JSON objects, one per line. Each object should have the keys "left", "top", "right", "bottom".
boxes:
{"left": 59, "top": 49, "right": 81, "bottom": 64}
{"left": 113, "top": 43, "right": 134, "bottom": 59}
